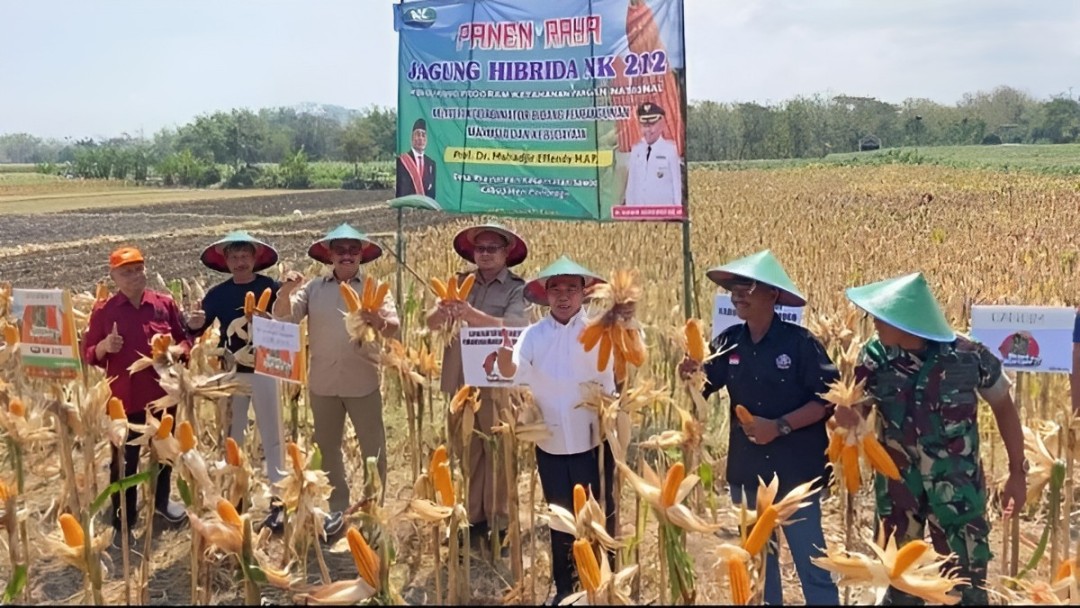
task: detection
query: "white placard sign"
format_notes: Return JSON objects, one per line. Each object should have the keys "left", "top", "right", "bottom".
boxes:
{"left": 461, "top": 326, "right": 525, "bottom": 388}
{"left": 252, "top": 316, "right": 301, "bottom": 351}
{"left": 970, "top": 305, "right": 1074, "bottom": 374}
{"left": 711, "top": 294, "right": 804, "bottom": 339}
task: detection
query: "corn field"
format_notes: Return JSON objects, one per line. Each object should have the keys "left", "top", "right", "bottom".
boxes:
{"left": 0, "top": 163, "right": 1078, "bottom": 605}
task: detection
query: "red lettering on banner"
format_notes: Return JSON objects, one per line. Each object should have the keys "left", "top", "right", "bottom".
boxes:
{"left": 543, "top": 16, "right": 601, "bottom": 49}
{"left": 456, "top": 21, "right": 535, "bottom": 51}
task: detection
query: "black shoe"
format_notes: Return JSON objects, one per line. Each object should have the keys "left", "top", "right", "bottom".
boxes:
{"left": 155, "top": 501, "right": 187, "bottom": 525}
{"left": 492, "top": 527, "right": 510, "bottom": 558}
{"left": 322, "top": 511, "right": 344, "bottom": 539}
{"left": 260, "top": 500, "right": 284, "bottom": 533}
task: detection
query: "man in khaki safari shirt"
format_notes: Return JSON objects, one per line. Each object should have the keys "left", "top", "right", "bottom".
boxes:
{"left": 274, "top": 223, "right": 399, "bottom": 537}
{"left": 426, "top": 223, "right": 529, "bottom": 553}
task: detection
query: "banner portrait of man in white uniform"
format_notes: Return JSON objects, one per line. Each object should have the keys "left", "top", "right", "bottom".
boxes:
{"left": 622, "top": 102, "right": 683, "bottom": 208}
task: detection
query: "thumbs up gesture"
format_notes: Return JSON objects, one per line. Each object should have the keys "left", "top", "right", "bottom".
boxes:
{"left": 186, "top": 299, "right": 206, "bottom": 331}
{"left": 98, "top": 321, "right": 124, "bottom": 358}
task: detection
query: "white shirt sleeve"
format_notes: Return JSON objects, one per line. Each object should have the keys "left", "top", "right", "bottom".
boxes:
{"left": 512, "top": 324, "right": 536, "bottom": 383}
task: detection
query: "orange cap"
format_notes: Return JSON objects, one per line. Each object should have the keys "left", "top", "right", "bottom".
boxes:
{"left": 109, "top": 247, "right": 145, "bottom": 269}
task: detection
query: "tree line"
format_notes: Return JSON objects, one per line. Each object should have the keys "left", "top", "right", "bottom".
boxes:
{"left": 1, "top": 85, "right": 1078, "bottom": 185}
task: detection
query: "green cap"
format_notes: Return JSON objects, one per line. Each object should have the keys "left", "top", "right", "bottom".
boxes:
{"left": 453, "top": 222, "right": 528, "bottom": 267}
{"left": 200, "top": 230, "right": 279, "bottom": 273}
{"left": 307, "top": 223, "right": 383, "bottom": 265}
{"left": 705, "top": 250, "right": 807, "bottom": 307}
{"left": 845, "top": 272, "right": 956, "bottom": 342}
{"left": 524, "top": 256, "right": 606, "bottom": 305}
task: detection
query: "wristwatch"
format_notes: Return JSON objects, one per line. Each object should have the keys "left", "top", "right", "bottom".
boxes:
{"left": 776, "top": 417, "right": 793, "bottom": 436}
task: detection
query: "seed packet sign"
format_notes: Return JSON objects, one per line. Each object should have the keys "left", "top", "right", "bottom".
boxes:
{"left": 12, "top": 288, "right": 81, "bottom": 379}
{"left": 711, "top": 294, "right": 803, "bottom": 339}
{"left": 252, "top": 316, "right": 305, "bottom": 384}
{"left": 461, "top": 326, "right": 524, "bottom": 387}
{"left": 395, "top": 0, "right": 688, "bottom": 222}
{"left": 970, "top": 305, "right": 1073, "bottom": 373}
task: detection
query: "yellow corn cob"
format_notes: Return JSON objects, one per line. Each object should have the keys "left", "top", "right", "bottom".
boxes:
{"left": 432, "top": 455, "right": 455, "bottom": 507}
{"left": 572, "top": 539, "right": 601, "bottom": 593}
{"left": 596, "top": 330, "right": 612, "bottom": 372}
{"left": 623, "top": 327, "right": 647, "bottom": 366}
{"left": 256, "top": 287, "right": 272, "bottom": 313}
{"left": 457, "top": 274, "right": 476, "bottom": 301}
{"left": 661, "top": 462, "right": 686, "bottom": 508}
{"left": 339, "top": 282, "right": 362, "bottom": 313}
{"left": 743, "top": 504, "right": 778, "bottom": 555}
{"left": 614, "top": 348, "right": 628, "bottom": 383}
{"left": 151, "top": 333, "right": 172, "bottom": 358}
{"left": 371, "top": 282, "right": 390, "bottom": 311}
{"left": 826, "top": 429, "right": 844, "bottom": 464}
{"left": 216, "top": 497, "right": 243, "bottom": 528}
{"left": 684, "top": 318, "right": 706, "bottom": 362}
{"left": 450, "top": 385, "right": 475, "bottom": 413}
{"left": 243, "top": 291, "right": 256, "bottom": 317}
{"left": 862, "top": 435, "right": 901, "bottom": 480}
{"left": 225, "top": 437, "right": 242, "bottom": 466}
{"left": 156, "top": 414, "right": 174, "bottom": 439}
{"left": 430, "top": 445, "right": 449, "bottom": 471}
{"left": 8, "top": 398, "right": 25, "bottom": 418}
{"left": 95, "top": 281, "right": 109, "bottom": 302}
{"left": 107, "top": 397, "right": 125, "bottom": 420}
{"left": 2, "top": 324, "right": 17, "bottom": 345}
{"left": 841, "top": 444, "right": 861, "bottom": 494}
{"left": 446, "top": 275, "right": 459, "bottom": 301}
{"left": 0, "top": 479, "right": 11, "bottom": 501}
{"left": 573, "top": 484, "right": 587, "bottom": 516}
{"left": 728, "top": 556, "right": 752, "bottom": 605}
{"left": 430, "top": 278, "right": 448, "bottom": 300}
{"left": 734, "top": 404, "right": 754, "bottom": 425}
{"left": 178, "top": 420, "right": 196, "bottom": 452}
{"left": 287, "top": 442, "right": 304, "bottom": 476}
{"left": 578, "top": 323, "right": 605, "bottom": 352}
{"left": 1055, "top": 558, "right": 1076, "bottom": 583}
{"left": 361, "top": 276, "right": 376, "bottom": 310}
{"left": 890, "top": 540, "right": 929, "bottom": 578}
{"left": 347, "top": 527, "right": 381, "bottom": 590}
{"left": 59, "top": 513, "right": 85, "bottom": 548}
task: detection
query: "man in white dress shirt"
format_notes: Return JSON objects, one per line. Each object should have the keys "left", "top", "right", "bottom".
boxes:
{"left": 496, "top": 255, "right": 616, "bottom": 605}
{"left": 623, "top": 101, "right": 682, "bottom": 207}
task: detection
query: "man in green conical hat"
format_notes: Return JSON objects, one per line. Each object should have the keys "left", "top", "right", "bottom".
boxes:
{"left": 425, "top": 222, "right": 529, "bottom": 553}
{"left": 838, "top": 272, "right": 1027, "bottom": 605}
{"left": 187, "top": 230, "right": 287, "bottom": 532}
{"left": 272, "top": 223, "right": 399, "bottom": 539}
{"left": 495, "top": 256, "right": 616, "bottom": 605}
{"left": 681, "top": 249, "right": 839, "bottom": 606}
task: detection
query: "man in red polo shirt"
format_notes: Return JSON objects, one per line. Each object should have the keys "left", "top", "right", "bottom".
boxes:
{"left": 83, "top": 247, "right": 191, "bottom": 535}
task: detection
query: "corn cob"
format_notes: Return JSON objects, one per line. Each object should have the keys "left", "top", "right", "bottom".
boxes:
{"left": 178, "top": 420, "right": 196, "bottom": 452}
{"left": 371, "top": 282, "right": 390, "bottom": 311}
{"left": 596, "top": 331, "right": 612, "bottom": 372}
{"left": 457, "top": 274, "right": 476, "bottom": 301}
{"left": 243, "top": 291, "right": 256, "bottom": 317}
{"left": 431, "top": 446, "right": 455, "bottom": 507}
{"left": 573, "top": 484, "right": 587, "bottom": 516}
{"left": 841, "top": 444, "right": 861, "bottom": 493}
{"left": 59, "top": 513, "right": 85, "bottom": 548}
{"left": 743, "top": 504, "right": 777, "bottom": 555}
{"left": 573, "top": 539, "right": 601, "bottom": 592}
{"left": 862, "top": 435, "right": 901, "bottom": 480}
{"left": 0, "top": 479, "right": 11, "bottom": 501}
{"left": 430, "top": 278, "right": 448, "bottom": 300}
{"left": 256, "top": 287, "right": 272, "bottom": 313}
{"left": 339, "top": 282, "right": 362, "bottom": 313}
{"left": 8, "top": 398, "right": 25, "bottom": 417}
{"left": 347, "top": 526, "right": 381, "bottom": 589}
{"left": 151, "top": 334, "right": 172, "bottom": 358}
{"left": 1055, "top": 558, "right": 1076, "bottom": 583}
{"left": 361, "top": 276, "right": 376, "bottom": 310}
{"left": 287, "top": 442, "right": 304, "bottom": 476}
{"left": 217, "top": 497, "right": 243, "bottom": 528}
{"left": 661, "top": 462, "right": 685, "bottom": 508}
{"left": 684, "top": 318, "right": 706, "bottom": 362}
{"left": 446, "top": 275, "right": 459, "bottom": 301}
{"left": 890, "top": 540, "right": 928, "bottom": 578}
{"left": 156, "top": 414, "right": 174, "bottom": 439}
{"left": 2, "top": 324, "right": 17, "bottom": 345}
{"left": 734, "top": 404, "right": 754, "bottom": 425}
{"left": 728, "top": 556, "right": 752, "bottom": 605}
{"left": 826, "top": 430, "right": 844, "bottom": 463}
{"left": 578, "top": 323, "right": 605, "bottom": 351}
{"left": 95, "top": 281, "right": 109, "bottom": 302}
{"left": 614, "top": 348, "right": 628, "bottom": 383}
{"left": 225, "top": 437, "right": 242, "bottom": 466}
{"left": 107, "top": 397, "right": 125, "bottom": 420}
{"left": 429, "top": 445, "right": 449, "bottom": 471}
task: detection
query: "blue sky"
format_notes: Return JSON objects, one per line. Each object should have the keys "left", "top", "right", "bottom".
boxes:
{"left": 1, "top": 0, "right": 1076, "bottom": 139}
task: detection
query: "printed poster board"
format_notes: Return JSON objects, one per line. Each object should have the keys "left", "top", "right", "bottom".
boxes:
{"left": 12, "top": 288, "right": 80, "bottom": 380}
{"left": 970, "top": 305, "right": 1073, "bottom": 374}
{"left": 461, "top": 326, "right": 524, "bottom": 387}
{"left": 252, "top": 315, "right": 306, "bottom": 384}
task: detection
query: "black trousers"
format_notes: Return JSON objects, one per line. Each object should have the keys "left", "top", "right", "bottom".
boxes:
{"left": 536, "top": 442, "right": 616, "bottom": 597}
{"left": 110, "top": 407, "right": 175, "bottom": 530}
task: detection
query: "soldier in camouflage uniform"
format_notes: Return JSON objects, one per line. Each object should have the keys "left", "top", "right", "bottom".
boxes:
{"left": 835, "top": 273, "right": 1028, "bottom": 605}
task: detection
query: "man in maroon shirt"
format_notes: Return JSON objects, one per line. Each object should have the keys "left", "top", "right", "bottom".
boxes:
{"left": 83, "top": 247, "right": 191, "bottom": 535}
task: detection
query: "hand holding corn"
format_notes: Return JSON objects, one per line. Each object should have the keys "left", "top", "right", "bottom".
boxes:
{"left": 185, "top": 299, "right": 206, "bottom": 330}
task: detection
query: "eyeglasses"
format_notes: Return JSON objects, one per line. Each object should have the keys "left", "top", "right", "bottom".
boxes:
{"left": 729, "top": 284, "right": 758, "bottom": 298}
{"left": 474, "top": 245, "right": 505, "bottom": 254}
{"left": 331, "top": 245, "right": 363, "bottom": 255}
